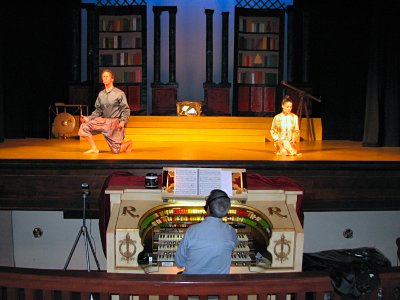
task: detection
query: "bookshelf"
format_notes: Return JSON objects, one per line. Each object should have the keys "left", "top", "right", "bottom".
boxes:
{"left": 233, "top": 8, "right": 284, "bottom": 116}
{"left": 95, "top": 5, "right": 147, "bottom": 114}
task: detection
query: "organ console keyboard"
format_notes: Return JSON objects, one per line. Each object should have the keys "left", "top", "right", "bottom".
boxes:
{"left": 106, "top": 168, "right": 304, "bottom": 273}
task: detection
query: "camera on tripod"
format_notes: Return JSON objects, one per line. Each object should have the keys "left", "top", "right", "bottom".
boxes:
{"left": 81, "top": 182, "right": 90, "bottom": 196}
{"left": 64, "top": 182, "right": 100, "bottom": 271}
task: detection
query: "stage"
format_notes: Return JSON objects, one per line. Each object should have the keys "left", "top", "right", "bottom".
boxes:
{"left": 1, "top": 138, "right": 399, "bottom": 161}
{"left": 0, "top": 138, "right": 399, "bottom": 215}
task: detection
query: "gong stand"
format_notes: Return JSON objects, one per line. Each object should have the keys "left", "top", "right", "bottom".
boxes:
{"left": 48, "top": 103, "right": 88, "bottom": 139}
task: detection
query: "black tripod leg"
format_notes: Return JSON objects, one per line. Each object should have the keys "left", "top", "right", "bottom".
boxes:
{"left": 304, "top": 100, "right": 314, "bottom": 141}
{"left": 64, "top": 229, "right": 83, "bottom": 270}
{"left": 83, "top": 228, "right": 91, "bottom": 272}
{"left": 86, "top": 230, "right": 101, "bottom": 271}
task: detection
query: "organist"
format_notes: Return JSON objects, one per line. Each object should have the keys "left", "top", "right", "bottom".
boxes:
{"left": 175, "top": 189, "right": 239, "bottom": 274}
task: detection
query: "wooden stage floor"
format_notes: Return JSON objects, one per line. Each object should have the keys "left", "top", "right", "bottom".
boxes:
{"left": 0, "top": 138, "right": 399, "bottom": 162}
{"left": 1, "top": 138, "right": 399, "bottom": 212}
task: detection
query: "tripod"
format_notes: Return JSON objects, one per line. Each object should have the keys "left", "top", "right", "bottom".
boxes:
{"left": 281, "top": 81, "right": 321, "bottom": 141}
{"left": 64, "top": 183, "right": 101, "bottom": 271}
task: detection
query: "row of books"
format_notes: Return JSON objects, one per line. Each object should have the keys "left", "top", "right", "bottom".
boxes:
{"left": 100, "top": 52, "right": 142, "bottom": 66}
{"left": 100, "top": 36, "right": 142, "bottom": 49}
{"left": 237, "top": 71, "right": 278, "bottom": 85}
{"left": 238, "top": 53, "right": 279, "bottom": 68}
{"left": 116, "top": 69, "right": 142, "bottom": 83}
{"left": 238, "top": 36, "right": 279, "bottom": 51}
{"left": 99, "top": 16, "right": 142, "bottom": 32}
{"left": 239, "top": 18, "right": 279, "bottom": 33}
{"left": 238, "top": 86, "right": 276, "bottom": 113}
{"left": 99, "top": 69, "right": 142, "bottom": 83}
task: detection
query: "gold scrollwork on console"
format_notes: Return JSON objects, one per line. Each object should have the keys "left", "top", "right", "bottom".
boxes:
{"left": 119, "top": 233, "right": 137, "bottom": 262}
{"left": 273, "top": 234, "right": 291, "bottom": 263}
{"left": 268, "top": 207, "right": 287, "bottom": 218}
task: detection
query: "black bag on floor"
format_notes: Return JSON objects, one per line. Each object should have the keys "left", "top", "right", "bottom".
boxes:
{"left": 303, "top": 247, "right": 391, "bottom": 299}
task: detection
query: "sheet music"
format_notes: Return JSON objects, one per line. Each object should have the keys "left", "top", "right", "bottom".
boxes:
{"left": 198, "top": 168, "right": 221, "bottom": 196}
{"left": 220, "top": 170, "right": 233, "bottom": 196}
{"left": 174, "top": 168, "right": 199, "bottom": 195}
{"left": 173, "top": 168, "right": 232, "bottom": 196}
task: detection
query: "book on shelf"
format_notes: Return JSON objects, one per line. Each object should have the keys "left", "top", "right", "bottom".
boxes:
{"left": 133, "top": 52, "right": 142, "bottom": 65}
{"left": 268, "top": 53, "right": 278, "bottom": 67}
{"left": 100, "top": 36, "right": 122, "bottom": 49}
{"left": 266, "top": 21, "right": 272, "bottom": 32}
{"left": 240, "top": 18, "right": 279, "bottom": 33}
{"left": 267, "top": 37, "right": 279, "bottom": 50}
{"left": 254, "top": 37, "right": 263, "bottom": 50}
{"left": 121, "top": 37, "right": 132, "bottom": 48}
{"left": 262, "top": 37, "right": 267, "bottom": 50}
{"left": 243, "top": 54, "right": 253, "bottom": 67}
{"left": 238, "top": 71, "right": 247, "bottom": 84}
{"left": 113, "top": 35, "right": 121, "bottom": 48}
{"left": 263, "top": 55, "right": 269, "bottom": 67}
{"left": 250, "top": 72, "right": 255, "bottom": 84}
{"left": 271, "top": 20, "right": 279, "bottom": 33}
{"left": 131, "top": 16, "right": 141, "bottom": 31}
{"left": 115, "top": 18, "right": 131, "bottom": 31}
{"left": 105, "top": 20, "right": 113, "bottom": 31}
{"left": 254, "top": 71, "right": 263, "bottom": 84}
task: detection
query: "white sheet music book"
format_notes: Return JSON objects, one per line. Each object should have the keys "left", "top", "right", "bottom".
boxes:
{"left": 174, "top": 168, "right": 232, "bottom": 196}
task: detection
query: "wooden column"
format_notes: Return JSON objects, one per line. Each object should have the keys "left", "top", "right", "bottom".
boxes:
{"left": 153, "top": 8, "right": 161, "bottom": 84}
{"left": 169, "top": 7, "right": 177, "bottom": 83}
{"left": 151, "top": 6, "right": 179, "bottom": 115}
{"left": 205, "top": 9, "right": 214, "bottom": 84}
{"left": 204, "top": 11, "right": 231, "bottom": 116}
{"left": 221, "top": 12, "right": 229, "bottom": 85}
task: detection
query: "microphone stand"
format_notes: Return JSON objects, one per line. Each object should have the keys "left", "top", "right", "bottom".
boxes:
{"left": 64, "top": 183, "right": 101, "bottom": 272}
{"left": 281, "top": 81, "right": 321, "bottom": 141}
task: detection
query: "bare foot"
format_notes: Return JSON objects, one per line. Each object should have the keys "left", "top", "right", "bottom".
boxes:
{"left": 120, "top": 140, "right": 133, "bottom": 153}
{"left": 84, "top": 148, "right": 99, "bottom": 154}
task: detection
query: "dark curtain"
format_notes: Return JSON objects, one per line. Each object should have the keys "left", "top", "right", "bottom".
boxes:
{"left": 1, "top": 2, "right": 78, "bottom": 139}
{"left": 0, "top": 52, "right": 4, "bottom": 143}
{"left": 363, "top": 13, "right": 400, "bottom": 147}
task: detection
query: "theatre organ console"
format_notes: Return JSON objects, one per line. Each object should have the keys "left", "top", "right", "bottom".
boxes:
{"left": 106, "top": 168, "right": 304, "bottom": 274}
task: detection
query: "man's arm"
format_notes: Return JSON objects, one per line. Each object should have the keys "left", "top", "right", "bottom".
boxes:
{"left": 119, "top": 91, "right": 131, "bottom": 125}
{"left": 88, "top": 95, "right": 103, "bottom": 120}
{"left": 174, "top": 235, "right": 188, "bottom": 268}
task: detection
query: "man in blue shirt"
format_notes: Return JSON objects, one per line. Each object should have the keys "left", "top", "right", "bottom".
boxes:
{"left": 175, "top": 189, "right": 239, "bottom": 274}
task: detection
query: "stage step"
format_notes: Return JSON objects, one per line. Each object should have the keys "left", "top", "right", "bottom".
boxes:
{"left": 87, "top": 116, "right": 322, "bottom": 142}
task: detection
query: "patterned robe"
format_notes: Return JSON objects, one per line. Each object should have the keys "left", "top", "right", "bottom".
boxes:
{"left": 270, "top": 112, "right": 300, "bottom": 155}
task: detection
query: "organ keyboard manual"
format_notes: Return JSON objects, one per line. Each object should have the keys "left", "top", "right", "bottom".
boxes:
{"left": 105, "top": 167, "right": 304, "bottom": 273}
